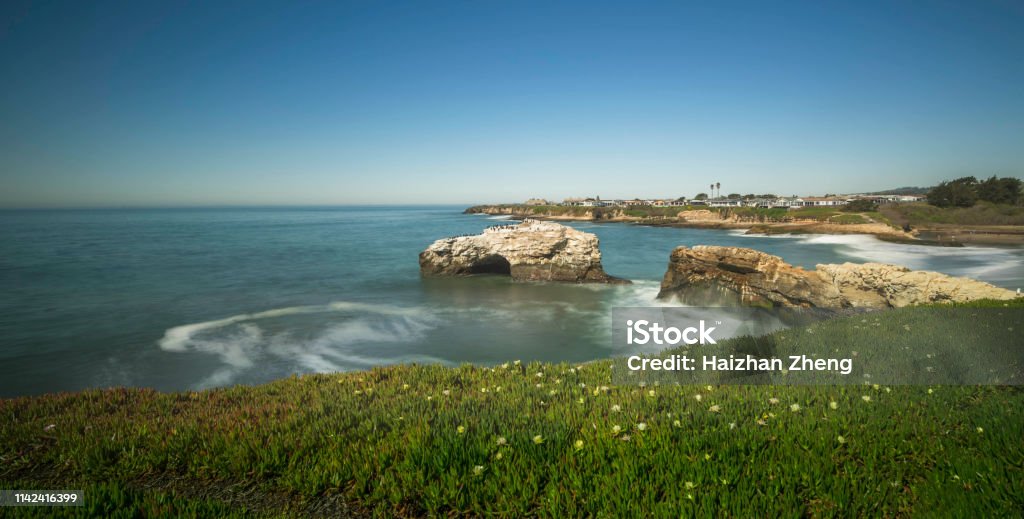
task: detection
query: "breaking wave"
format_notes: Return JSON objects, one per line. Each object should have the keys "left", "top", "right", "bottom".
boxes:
{"left": 158, "top": 302, "right": 446, "bottom": 389}
{"left": 732, "top": 232, "right": 1024, "bottom": 289}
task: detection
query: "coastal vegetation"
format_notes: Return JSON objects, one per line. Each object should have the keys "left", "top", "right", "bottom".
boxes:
{"left": 881, "top": 201, "right": 1024, "bottom": 227}
{"left": 467, "top": 203, "right": 888, "bottom": 225}
{"left": 926, "top": 176, "right": 1022, "bottom": 208}
{"left": 2, "top": 300, "right": 1022, "bottom": 517}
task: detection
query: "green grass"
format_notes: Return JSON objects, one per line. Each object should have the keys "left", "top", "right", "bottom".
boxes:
{"left": 787, "top": 206, "right": 843, "bottom": 221}
{"left": 827, "top": 214, "right": 868, "bottom": 224}
{"left": 0, "top": 481, "right": 259, "bottom": 518}
{"left": 863, "top": 211, "right": 894, "bottom": 226}
{"left": 2, "top": 302, "right": 1023, "bottom": 517}
{"left": 880, "top": 202, "right": 1024, "bottom": 227}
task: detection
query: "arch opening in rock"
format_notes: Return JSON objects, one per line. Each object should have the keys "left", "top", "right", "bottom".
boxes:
{"left": 468, "top": 254, "right": 512, "bottom": 275}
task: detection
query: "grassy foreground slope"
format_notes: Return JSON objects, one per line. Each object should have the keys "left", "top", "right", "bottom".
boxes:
{"left": 2, "top": 303, "right": 1023, "bottom": 517}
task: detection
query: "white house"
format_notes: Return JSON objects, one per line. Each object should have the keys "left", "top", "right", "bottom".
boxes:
{"left": 708, "top": 198, "right": 743, "bottom": 208}
{"left": 799, "top": 197, "right": 847, "bottom": 207}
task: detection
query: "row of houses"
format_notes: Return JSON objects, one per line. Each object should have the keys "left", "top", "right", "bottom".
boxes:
{"left": 529, "top": 194, "right": 925, "bottom": 209}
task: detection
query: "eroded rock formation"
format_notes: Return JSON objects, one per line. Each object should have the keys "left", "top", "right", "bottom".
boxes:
{"left": 420, "top": 219, "right": 628, "bottom": 283}
{"left": 658, "top": 245, "right": 1017, "bottom": 308}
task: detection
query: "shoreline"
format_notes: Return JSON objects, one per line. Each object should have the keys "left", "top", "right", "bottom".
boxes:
{"left": 468, "top": 205, "right": 1024, "bottom": 247}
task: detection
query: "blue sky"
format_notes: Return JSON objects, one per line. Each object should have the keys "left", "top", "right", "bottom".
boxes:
{"left": 1, "top": 0, "right": 1022, "bottom": 207}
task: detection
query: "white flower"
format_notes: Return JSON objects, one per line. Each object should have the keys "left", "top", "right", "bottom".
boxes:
{"left": 473, "top": 465, "right": 484, "bottom": 476}
{"left": 685, "top": 481, "right": 695, "bottom": 489}
{"left": 648, "top": 389, "right": 656, "bottom": 397}
{"left": 402, "top": 383, "right": 410, "bottom": 390}
{"left": 729, "top": 422, "right": 736, "bottom": 430}
{"left": 496, "top": 436, "right": 507, "bottom": 446}
{"left": 837, "top": 435, "right": 846, "bottom": 445}
{"left": 501, "top": 362, "right": 509, "bottom": 369}
{"left": 612, "top": 425, "right": 622, "bottom": 435}
{"left": 514, "top": 360, "right": 521, "bottom": 366}
{"left": 768, "top": 397, "right": 779, "bottom": 405}
{"left": 928, "top": 388, "right": 934, "bottom": 394}
{"left": 790, "top": 403, "right": 801, "bottom": 413}
{"left": 694, "top": 394, "right": 703, "bottom": 402}
{"left": 611, "top": 404, "right": 621, "bottom": 412}
{"left": 976, "top": 427, "right": 984, "bottom": 434}
{"left": 709, "top": 405, "right": 721, "bottom": 413}
{"left": 533, "top": 435, "right": 544, "bottom": 444}
{"left": 862, "top": 395, "right": 872, "bottom": 402}
{"left": 636, "top": 422, "right": 647, "bottom": 431}
{"left": 829, "top": 401, "right": 838, "bottom": 410}
{"left": 536, "top": 372, "right": 544, "bottom": 378}
{"left": 574, "top": 439, "right": 585, "bottom": 451}
{"left": 442, "top": 389, "right": 450, "bottom": 396}
{"left": 457, "top": 425, "right": 466, "bottom": 435}
{"left": 673, "top": 420, "right": 681, "bottom": 427}
{"left": 494, "top": 452, "right": 503, "bottom": 460}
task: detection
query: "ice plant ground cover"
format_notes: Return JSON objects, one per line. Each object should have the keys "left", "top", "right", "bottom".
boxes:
{"left": 1, "top": 300, "right": 1022, "bottom": 517}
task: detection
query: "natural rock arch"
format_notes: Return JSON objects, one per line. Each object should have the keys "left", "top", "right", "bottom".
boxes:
{"left": 467, "top": 254, "right": 512, "bottom": 275}
{"left": 419, "top": 219, "right": 628, "bottom": 284}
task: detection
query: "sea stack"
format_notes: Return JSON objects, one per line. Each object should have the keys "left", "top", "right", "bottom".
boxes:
{"left": 419, "top": 219, "right": 629, "bottom": 284}
{"left": 657, "top": 245, "right": 1018, "bottom": 308}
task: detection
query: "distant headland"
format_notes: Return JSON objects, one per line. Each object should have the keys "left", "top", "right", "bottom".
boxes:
{"left": 467, "top": 178, "right": 1024, "bottom": 246}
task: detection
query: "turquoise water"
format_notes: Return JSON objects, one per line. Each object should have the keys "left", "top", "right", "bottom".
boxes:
{"left": 2, "top": 206, "right": 1022, "bottom": 397}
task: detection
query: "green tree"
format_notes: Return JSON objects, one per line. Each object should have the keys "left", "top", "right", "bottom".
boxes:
{"left": 727, "top": 193, "right": 741, "bottom": 199}
{"left": 695, "top": 192, "right": 709, "bottom": 200}
{"left": 976, "top": 176, "right": 1023, "bottom": 205}
{"left": 927, "top": 176, "right": 978, "bottom": 208}
{"left": 843, "top": 199, "right": 878, "bottom": 212}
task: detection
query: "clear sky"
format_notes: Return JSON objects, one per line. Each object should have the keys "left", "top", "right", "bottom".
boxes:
{"left": 1, "top": 0, "right": 1022, "bottom": 207}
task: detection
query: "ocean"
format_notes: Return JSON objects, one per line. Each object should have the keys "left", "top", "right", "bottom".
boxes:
{"left": 2, "top": 206, "right": 1022, "bottom": 397}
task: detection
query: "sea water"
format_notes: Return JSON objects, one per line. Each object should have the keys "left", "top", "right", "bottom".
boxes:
{"left": 1, "top": 206, "right": 1021, "bottom": 396}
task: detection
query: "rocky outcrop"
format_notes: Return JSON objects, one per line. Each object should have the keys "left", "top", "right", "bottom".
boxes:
{"left": 657, "top": 245, "right": 1017, "bottom": 308}
{"left": 420, "top": 219, "right": 628, "bottom": 284}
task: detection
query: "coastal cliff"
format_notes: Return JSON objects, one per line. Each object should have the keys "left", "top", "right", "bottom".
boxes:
{"left": 465, "top": 204, "right": 918, "bottom": 241}
{"left": 657, "top": 245, "right": 1018, "bottom": 308}
{"left": 420, "top": 219, "right": 628, "bottom": 283}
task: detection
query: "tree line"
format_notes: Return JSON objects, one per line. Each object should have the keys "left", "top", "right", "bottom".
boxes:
{"left": 927, "top": 176, "right": 1023, "bottom": 208}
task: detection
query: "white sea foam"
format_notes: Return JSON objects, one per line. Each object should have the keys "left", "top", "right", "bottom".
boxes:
{"left": 486, "top": 214, "right": 515, "bottom": 220}
{"left": 158, "top": 302, "right": 428, "bottom": 352}
{"left": 732, "top": 231, "right": 1023, "bottom": 287}
{"left": 159, "top": 301, "right": 444, "bottom": 388}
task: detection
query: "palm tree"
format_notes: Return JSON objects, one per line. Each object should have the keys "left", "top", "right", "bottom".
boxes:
{"left": 710, "top": 184, "right": 714, "bottom": 199}
{"left": 716, "top": 182, "right": 721, "bottom": 199}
